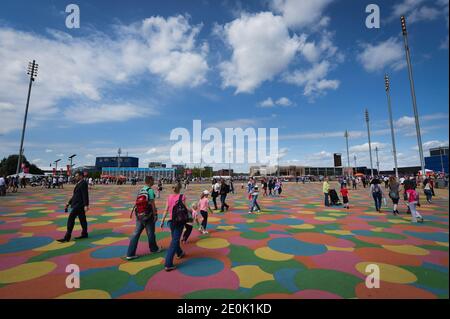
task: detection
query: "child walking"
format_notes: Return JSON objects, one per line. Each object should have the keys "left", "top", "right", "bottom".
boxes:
{"left": 406, "top": 184, "right": 424, "bottom": 223}
{"left": 248, "top": 185, "right": 261, "bottom": 214}
{"left": 198, "top": 190, "right": 214, "bottom": 234}
{"left": 340, "top": 184, "right": 350, "bottom": 209}
{"left": 181, "top": 202, "right": 205, "bottom": 243}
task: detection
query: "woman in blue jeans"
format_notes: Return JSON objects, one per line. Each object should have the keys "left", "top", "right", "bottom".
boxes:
{"left": 160, "top": 182, "right": 186, "bottom": 271}
{"left": 370, "top": 178, "right": 384, "bottom": 212}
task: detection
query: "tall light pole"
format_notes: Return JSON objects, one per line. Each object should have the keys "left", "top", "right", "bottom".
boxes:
{"left": 117, "top": 148, "right": 122, "bottom": 169}
{"left": 401, "top": 16, "right": 425, "bottom": 177}
{"left": 385, "top": 74, "right": 399, "bottom": 179}
{"left": 375, "top": 146, "right": 380, "bottom": 175}
{"left": 54, "top": 159, "right": 61, "bottom": 173}
{"left": 344, "top": 130, "right": 351, "bottom": 177}
{"left": 354, "top": 154, "right": 357, "bottom": 174}
{"left": 365, "top": 109, "right": 374, "bottom": 177}
{"left": 16, "top": 60, "right": 38, "bottom": 174}
{"left": 68, "top": 154, "right": 76, "bottom": 168}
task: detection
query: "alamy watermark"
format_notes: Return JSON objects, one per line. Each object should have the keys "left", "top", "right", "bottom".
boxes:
{"left": 169, "top": 120, "right": 279, "bottom": 166}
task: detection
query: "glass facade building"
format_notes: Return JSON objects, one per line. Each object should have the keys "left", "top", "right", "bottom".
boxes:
{"left": 102, "top": 167, "right": 175, "bottom": 180}
{"left": 95, "top": 157, "right": 138, "bottom": 169}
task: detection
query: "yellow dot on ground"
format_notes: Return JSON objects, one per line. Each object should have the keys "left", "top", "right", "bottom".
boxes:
{"left": 254, "top": 247, "right": 294, "bottom": 261}
{"left": 382, "top": 245, "right": 429, "bottom": 256}
{"left": 196, "top": 238, "right": 230, "bottom": 249}
{"left": 289, "top": 224, "right": 315, "bottom": 229}
{"left": 355, "top": 262, "right": 417, "bottom": 284}
{"left": 23, "top": 221, "right": 53, "bottom": 227}
{"left": 326, "top": 245, "right": 354, "bottom": 252}
{"left": 102, "top": 213, "right": 122, "bottom": 217}
{"left": 299, "top": 210, "right": 316, "bottom": 215}
{"left": 92, "top": 237, "right": 128, "bottom": 245}
{"left": 217, "top": 225, "right": 236, "bottom": 231}
{"left": 371, "top": 227, "right": 384, "bottom": 232}
{"left": 0, "top": 262, "right": 57, "bottom": 284}
{"left": 231, "top": 265, "right": 274, "bottom": 288}
{"left": 56, "top": 290, "right": 111, "bottom": 299}
{"left": 325, "top": 230, "right": 353, "bottom": 236}
{"left": 119, "top": 257, "right": 164, "bottom": 275}
{"left": 329, "top": 213, "right": 346, "bottom": 217}
{"left": 86, "top": 218, "right": 97, "bottom": 222}
{"left": 5, "top": 212, "right": 26, "bottom": 217}
{"left": 108, "top": 218, "right": 131, "bottom": 223}
{"left": 436, "top": 241, "right": 449, "bottom": 247}
{"left": 57, "top": 225, "right": 82, "bottom": 232}
{"left": 388, "top": 219, "right": 410, "bottom": 224}
{"left": 39, "top": 210, "right": 54, "bottom": 213}
{"left": 208, "top": 217, "right": 221, "bottom": 223}
{"left": 247, "top": 220, "right": 255, "bottom": 223}
{"left": 19, "top": 232, "right": 34, "bottom": 238}
{"left": 33, "top": 241, "right": 75, "bottom": 252}
{"left": 315, "top": 216, "right": 337, "bottom": 221}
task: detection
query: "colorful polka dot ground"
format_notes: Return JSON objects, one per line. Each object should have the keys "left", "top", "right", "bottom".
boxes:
{"left": 0, "top": 183, "right": 448, "bottom": 299}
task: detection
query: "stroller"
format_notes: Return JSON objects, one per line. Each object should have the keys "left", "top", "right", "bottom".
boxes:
{"left": 328, "top": 189, "right": 342, "bottom": 206}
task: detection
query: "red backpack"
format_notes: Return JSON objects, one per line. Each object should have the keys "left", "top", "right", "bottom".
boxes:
{"left": 130, "top": 186, "right": 153, "bottom": 223}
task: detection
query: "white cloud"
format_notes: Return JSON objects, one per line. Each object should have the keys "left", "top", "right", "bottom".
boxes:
{"left": 413, "top": 140, "right": 449, "bottom": 151}
{"left": 85, "top": 154, "right": 95, "bottom": 159}
{"left": 32, "top": 158, "right": 41, "bottom": 163}
{"left": 271, "top": 0, "right": 334, "bottom": 28}
{"left": 64, "top": 103, "right": 153, "bottom": 124}
{"left": 45, "top": 149, "right": 53, "bottom": 153}
{"left": 357, "top": 37, "right": 405, "bottom": 72}
{"left": 259, "top": 97, "right": 293, "bottom": 107}
{"left": 396, "top": 116, "right": 415, "bottom": 127}
{"left": 218, "top": 12, "right": 301, "bottom": 93}
{"left": 0, "top": 14, "right": 208, "bottom": 133}
{"left": 284, "top": 60, "right": 340, "bottom": 96}
{"left": 350, "top": 142, "right": 387, "bottom": 153}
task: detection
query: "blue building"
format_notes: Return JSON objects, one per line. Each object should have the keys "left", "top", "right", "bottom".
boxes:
{"left": 95, "top": 156, "right": 138, "bottom": 170}
{"left": 425, "top": 147, "right": 448, "bottom": 174}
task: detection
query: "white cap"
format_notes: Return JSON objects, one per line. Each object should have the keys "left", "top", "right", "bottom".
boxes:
{"left": 202, "top": 190, "right": 210, "bottom": 195}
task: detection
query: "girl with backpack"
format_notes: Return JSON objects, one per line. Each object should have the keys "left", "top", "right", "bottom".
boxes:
{"left": 160, "top": 182, "right": 187, "bottom": 271}
{"left": 388, "top": 176, "right": 401, "bottom": 215}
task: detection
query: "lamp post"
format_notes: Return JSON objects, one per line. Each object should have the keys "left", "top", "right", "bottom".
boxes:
{"left": 54, "top": 159, "right": 61, "bottom": 174}
{"left": 384, "top": 74, "right": 399, "bottom": 179}
{"left": 401, "top": 16, "right": 425, "bottom": 177}
{"left": 16, "top": 60, "right": 38, "bottom": 174}
{"left": 354, "top": 154, "right": 357, "bottom": 174}
{"left": 365, "top": 109, "right": 374, "bottom": 177}
{"left": 344, "top": 130, "right": 351, "bottom": 177}
{"left": 68, "top": 154, "right": 76, "bottom": 168}
{"left": 375, "top": 146, "right": 380, "bottom": 175}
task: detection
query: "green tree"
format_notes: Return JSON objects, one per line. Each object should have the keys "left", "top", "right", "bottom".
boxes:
{"left": 0, "top": 154, "right": 43, "bottom": 176}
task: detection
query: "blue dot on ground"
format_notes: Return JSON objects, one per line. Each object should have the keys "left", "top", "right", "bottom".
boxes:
{"left": 404, "top": 231, "right": 448, "bottom": 242}
{"left": 0, "top": 236, "right": 53, "bottom": 254}
{"left": 271, "top": 218, "right": 304, "bottom": 225}
{"left": 178, "top": 258, "right": 224, "bottom": 277}
{"left": 91, "top": 246, "right": 128, "bottom": 259}
{"left": 268, "top": 237, "right": 327, "bottom": 256}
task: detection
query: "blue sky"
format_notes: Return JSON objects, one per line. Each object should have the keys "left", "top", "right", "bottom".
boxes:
{"left": 0, "top": 0, "right": 448, "bottom": 172}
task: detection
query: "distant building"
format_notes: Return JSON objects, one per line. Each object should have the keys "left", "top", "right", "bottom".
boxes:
{"left": 102, "top": 167, "right": 175, "bottom": 180}
{"left": 95, "top": 156, "right": 138, "bottom": 170}
{"left": 215, "top": 169, "right": 234, "bottom": 176}
{"left": 148, "top": 162, "right": 166, "bottom": 168}
{"left": 425, "top": 147, "right": 448, "bottom": 173}
{"left": 172, "top": 164, "right": 186, "bottom": 177}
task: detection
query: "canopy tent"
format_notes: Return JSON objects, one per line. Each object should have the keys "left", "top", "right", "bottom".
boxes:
{"left": 418, "top": 169, "right": 434, "bottom": 176}
{"left": 7, "top": 172, "right": 39, "bottom": 179}
{"left": 354, "top": 173, "right": 365, "bottom": 177}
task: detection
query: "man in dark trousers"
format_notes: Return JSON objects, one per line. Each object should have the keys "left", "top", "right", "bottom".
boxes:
{"left": 57, "top": 172, "right": 89, "bottom": 242}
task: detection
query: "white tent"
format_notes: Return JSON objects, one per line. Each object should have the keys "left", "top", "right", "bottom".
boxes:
{"left": 7, "top": 172, "right": 41, "bottom": 179}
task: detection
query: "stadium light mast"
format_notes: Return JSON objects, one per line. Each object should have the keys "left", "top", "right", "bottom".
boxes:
{"left": 384, "top": 74, "right": 399, "bottom": 179}
{"left": 365, "top": 109, "right": 374, "bottom": 177}
{"left": 375, "top": 146, "right": 380, "bottom": 175}
{"left": 344, "top": 130, "right": 351, "bottom": 177}
{"left": 54, "top": 159, "right": 61, "bottom": 172}
{"left": 16, "top": 60, "right": 38, "bottom": 175}
{"left": 401, "top": 16, "right": 425, "bottom": 177}
{"left": 117, "top": 148, "right": 122, "bottom": 169}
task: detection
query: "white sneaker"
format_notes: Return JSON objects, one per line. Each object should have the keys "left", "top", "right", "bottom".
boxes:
{"left": 203, "top": 230, "right": 209, "bottom": 234}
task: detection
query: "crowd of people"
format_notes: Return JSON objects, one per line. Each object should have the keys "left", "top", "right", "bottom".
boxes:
{"left": 2, "top": 170, "right": 445, "bottom": 272}
{"left": 321, "top": 174, "right": 439, "bottom": 223}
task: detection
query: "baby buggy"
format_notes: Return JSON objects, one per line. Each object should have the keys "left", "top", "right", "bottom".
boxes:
{"left": 328, "top": 189, "right": 342, "bottom": 206}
